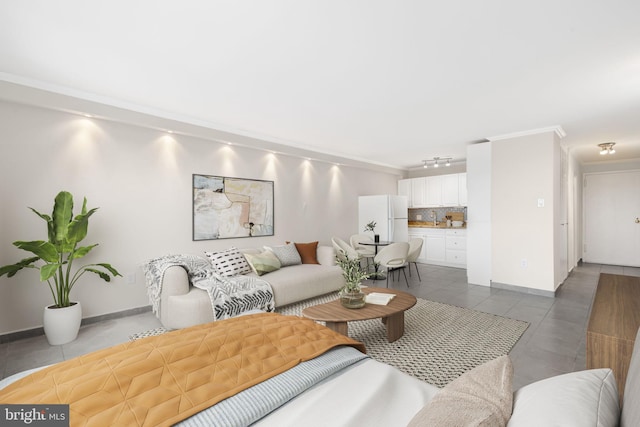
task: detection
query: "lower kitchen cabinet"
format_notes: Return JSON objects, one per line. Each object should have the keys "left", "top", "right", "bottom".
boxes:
{"left": 408, "top": 228, "right": 466, "bottom": 268}
{"left": 425, "top": 230, "right": 446, "bottom": 263}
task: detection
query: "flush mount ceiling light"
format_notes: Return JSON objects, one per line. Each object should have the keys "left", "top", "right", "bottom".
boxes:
{"left": 598, "top": 142, "right": 616, "bottom": 155}
{"left": 422, "top": 157, "right": 452, "bottom": 168}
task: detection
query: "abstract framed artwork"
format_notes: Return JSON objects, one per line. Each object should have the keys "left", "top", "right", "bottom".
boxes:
{"left": 193, "top": 174, "right": 274, "bottom": 240}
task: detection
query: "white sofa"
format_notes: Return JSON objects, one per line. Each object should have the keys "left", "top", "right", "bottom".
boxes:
{"left": 158, "top": 245, "right": 344, "bottom": 329}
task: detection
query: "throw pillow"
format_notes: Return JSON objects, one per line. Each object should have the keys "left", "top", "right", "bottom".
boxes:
{"left": 204, "top": 247, "right": 252, "bottom": 277}
{"left": 293, "top": 241, "right": 320, "bottom": 264}
{"left": 265, "top": 243, "right": 302, "bottom": 267}
{"left": 509, "top": 368, "right": 619, "bottom": 427}
{"left": 407, "top": 355, "right": 513, "bottom": 427}
{"left": 244, "top": 250, "right": 281, "bottom": 276}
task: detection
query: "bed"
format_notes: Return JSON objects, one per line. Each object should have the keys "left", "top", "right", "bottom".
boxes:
{"left": 0, "top": 313, "right": 438, "bottom": 427}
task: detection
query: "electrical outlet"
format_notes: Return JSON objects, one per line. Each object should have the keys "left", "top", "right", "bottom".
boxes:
{"left": 416, "top": 214, "right": 422, "bottom": 220}
{"left": 520, "top": 259, "right": 528, "bottom": 268}
{"left": 126, "top": 273, "right": 136, "bottom": 284}
{"left": 537, "top": 198, "right": 545, "bottom": 208}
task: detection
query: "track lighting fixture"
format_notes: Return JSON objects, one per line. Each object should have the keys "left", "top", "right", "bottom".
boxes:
{"left": 421, "top": 157, "right": 452, "bottom": 169}
{"left": 598, "top": 142, "right": 616, "bottom": 155}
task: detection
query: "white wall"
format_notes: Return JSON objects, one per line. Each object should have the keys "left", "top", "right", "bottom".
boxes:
{"left": 491, "top": 132, "right": 558, "bottom": 292}
{"left": 0, "top": 101, "right": 400, "bottom": 335}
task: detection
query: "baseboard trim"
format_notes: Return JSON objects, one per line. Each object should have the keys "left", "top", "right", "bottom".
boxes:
{"left": 0, "top": 306, "right": 152, "bottom": 344}
{"left": 491, "top": 281, "right": 555, "bottom": 298}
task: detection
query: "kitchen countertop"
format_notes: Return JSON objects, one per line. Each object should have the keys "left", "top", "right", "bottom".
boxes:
{"left": 409, "top": 221, "right": 466, "bottom": 229}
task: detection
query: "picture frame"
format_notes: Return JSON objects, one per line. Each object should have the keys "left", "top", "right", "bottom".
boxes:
{"left": 192, "top": 174, "right": 274, "bottom": 240}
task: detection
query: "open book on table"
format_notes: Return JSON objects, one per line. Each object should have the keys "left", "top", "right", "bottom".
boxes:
{"left": 365, "top": 292, "right": 396, "bottom": 305}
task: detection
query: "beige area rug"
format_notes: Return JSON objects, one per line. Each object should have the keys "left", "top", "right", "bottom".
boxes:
{"left": 276, "top": 292, "right": 529, "bottom": 387}
{"left": 131, "top": 292, "right": 529, "bottom": 387}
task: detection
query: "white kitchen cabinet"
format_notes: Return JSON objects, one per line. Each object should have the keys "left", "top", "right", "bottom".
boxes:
{"left": 425, "top": 176, "right": 443, "bottom": 207}
{"left": 442, "top": 174, "right": 459, "bottom": 206}
{"left": 445, "top": 229, "right": 467, "bottom": 267}
{"left": 424, "top": 229, "right": 446, "bottom": 263}
{"left": 458, "top": 173, "right": 468, "bottom": 206}
{"left": 399, "top": 173, "right": 467, "bottom": 210}
{"left": 411, "top": 177, "right": 427, "bottom": 207}
{"left": 407, "top": 227, "right": 466, "bottom": 269}
{"left": 398, "top": 179, "right": 412, "bottom": 207}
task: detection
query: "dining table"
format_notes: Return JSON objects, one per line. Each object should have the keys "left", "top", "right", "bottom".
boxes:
{"left": 360, "top": 240, "right": 391, "bottom": 280}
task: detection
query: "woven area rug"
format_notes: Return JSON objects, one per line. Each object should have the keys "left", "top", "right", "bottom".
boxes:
{"left": 276, "top": 292, "right": 529, "bottom": 387}
{"left": 130, "top": 292, "right": 528, "bottom": 387}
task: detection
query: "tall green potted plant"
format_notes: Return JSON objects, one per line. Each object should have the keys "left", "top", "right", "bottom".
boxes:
{"left": 0, "top": 191, "right": 121, "bottom": 345}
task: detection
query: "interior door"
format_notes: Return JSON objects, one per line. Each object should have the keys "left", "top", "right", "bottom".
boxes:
{"left": 583, "top": 171, "right": 640, "bottom": 266}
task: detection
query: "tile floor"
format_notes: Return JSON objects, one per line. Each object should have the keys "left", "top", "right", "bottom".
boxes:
{"left": 2, "top": 262, "right": 639, "bottom": 390}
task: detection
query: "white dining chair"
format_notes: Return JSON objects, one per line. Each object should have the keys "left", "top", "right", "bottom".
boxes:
{"left": 407, "top": 238, "right": 423, "bottom": 282}
{"left": 331, "top": 236, "right": 359, "bottom": 262}
{"left": 374, "top": 242, "right": 410, "bottom": 288}
{"left": 350, "top": 234, "right": 375, "bottom": 270}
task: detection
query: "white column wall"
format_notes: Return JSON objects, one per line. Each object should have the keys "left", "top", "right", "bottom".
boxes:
{"left": 466, "top": 142, "right": 492, "bottom": 286}
{"left": 491, "top": 132, "right": 558, "bottom": 292}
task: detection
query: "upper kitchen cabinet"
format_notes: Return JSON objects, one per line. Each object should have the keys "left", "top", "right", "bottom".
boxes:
{"left": 411, "top": 177, "right": 427, "bottom": 207}
{"left": 425, "top": 176, "right": 443, "bottom": 206}
{"left": 442, "top": 174, "right": 459, "bottom": 206}
{"left": 398, "top": 179, "right": 412, "bottom": 207}
{"left": 398, "top": 173, "right": 467, "bottom": 208}
{"left": 458, "top": 173, "right": 468, "bottom": 205}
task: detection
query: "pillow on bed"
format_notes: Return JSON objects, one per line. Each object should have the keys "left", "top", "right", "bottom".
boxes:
{"left": 244, "top": 250, "right": 281, "bottom": 276}
{"left": 265, "top": 243, "right": 302, "bottom": 267}
{"left": 407, "top": 355, "right": 513, "bottom": 427}
{"left": 293, "top": 241, "right": 320, "bottom": 264}
{"left": 204, "top": 247, "right": 252, "bottom": 277}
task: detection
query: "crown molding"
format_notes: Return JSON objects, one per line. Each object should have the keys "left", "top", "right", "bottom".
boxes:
{"left": 487, "top": 125, "right": 566, "bottom": 141}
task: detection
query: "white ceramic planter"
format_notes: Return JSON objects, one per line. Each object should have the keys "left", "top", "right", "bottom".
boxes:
{"left": 43, "top": 302, "right": 82, "bottom": 345}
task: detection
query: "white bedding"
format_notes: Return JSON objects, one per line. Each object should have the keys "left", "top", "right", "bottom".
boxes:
{"left": 253, "top": 358, "right": 439, "bottom": 427}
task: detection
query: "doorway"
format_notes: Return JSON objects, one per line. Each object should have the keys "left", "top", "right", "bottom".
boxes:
{"left": 583, "top": 171, "right": 640, "bottom": 267}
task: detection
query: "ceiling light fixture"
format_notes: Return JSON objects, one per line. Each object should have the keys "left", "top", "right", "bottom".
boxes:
{"left": 422, "top": 157, "right": 453, "bottom": 169}
{"left": 598, "top": 142, "right": 616, "bottom": 155}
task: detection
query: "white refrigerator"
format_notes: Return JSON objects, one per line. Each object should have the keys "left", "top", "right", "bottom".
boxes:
{"left": 358, "top": 195, "right": 409, "bottom": 242}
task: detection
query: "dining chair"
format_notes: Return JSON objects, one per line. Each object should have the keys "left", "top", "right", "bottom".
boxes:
{"left": 374, "top": 242, "right": 410, "bottom": 288}
{"left": 331, "top": 236, "right": 359, "bottom": 262}
{"left": 407, "top": 238, "right": 423, "bottom": 282}
{"left": 350, "top": 234, "right": 375, "bottom": 270}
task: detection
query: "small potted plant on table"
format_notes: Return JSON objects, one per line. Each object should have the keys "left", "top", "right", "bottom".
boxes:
{"left": 336, "top": 250, "right": 370, "bottom": 309}
{"left": 364, "top": 220, "right": 379, "bottom": 242}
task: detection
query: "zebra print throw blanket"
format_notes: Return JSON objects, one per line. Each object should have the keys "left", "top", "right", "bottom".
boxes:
{"left": 142, "top": 254, "right": 275, "bottom": 321}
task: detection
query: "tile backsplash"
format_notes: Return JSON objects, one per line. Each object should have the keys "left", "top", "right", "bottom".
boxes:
{"left": 409, "top": 207, "right": 467, "bottom": 222}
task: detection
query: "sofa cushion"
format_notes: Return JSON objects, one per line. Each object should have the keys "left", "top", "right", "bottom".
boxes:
{"left": 407, "top": 355, "right": 513, "bottom": 427}
{"left": 294, "top": 241, "right": 320, "bottom": 264}
{"left": 508, "top": 368, "right": 619, "bottom": 427}
{"left": 245, "top": 250, "right": 281, "bottom": 276}
{"left": 204, "top": 247, "right": 252, "bottom": 277}
{"left": 246, "top": 264, "right": 344, "bottom": 307}
{"left": 265, "top": 243, "right": 302, "bottom": 267}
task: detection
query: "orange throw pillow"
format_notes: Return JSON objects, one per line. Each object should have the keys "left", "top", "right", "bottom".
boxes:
{"left": 294, "top": 241, "right": 320, "bottom": 264}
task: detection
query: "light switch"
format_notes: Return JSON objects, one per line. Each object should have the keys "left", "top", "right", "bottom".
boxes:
{"left": 537, "top": 198, "right": 545, "bottom": 208}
